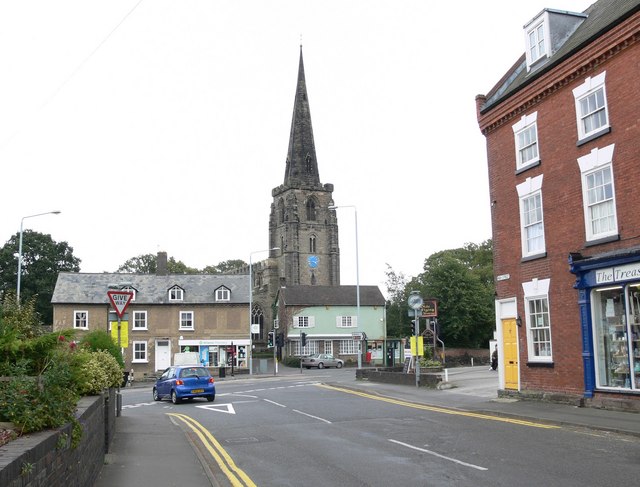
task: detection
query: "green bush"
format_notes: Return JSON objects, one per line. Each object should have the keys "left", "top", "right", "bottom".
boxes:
{"left": 73, "top": 349, "right": 123, "bottom": 395}
{"left": 282, "top": 356, "right": 301, "bottom": 367}
{"left": 79, "top": 329, "right": 124, "bottom": 368}
{"left": 0, "top": 351, "right": 79, "bottom": 434}
{"left": 418, "top": 357, "right": 442, "bottom": 368}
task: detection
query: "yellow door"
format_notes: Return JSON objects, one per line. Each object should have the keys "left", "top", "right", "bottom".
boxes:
{"left": 502, "top": 318, "right": 518, "bottom": 390}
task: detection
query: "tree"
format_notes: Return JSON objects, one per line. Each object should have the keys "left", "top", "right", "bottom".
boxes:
{"left": 0, "top": 231, "right": 80, "bottom": 325}
{"left": 117, "top": 254, "right": 246, "bottom": 274}
{"left": 384, "top": 264, "right": 411, "bottom": 338}
{"left": 413, "top": 240, "right": 494, "bottom": 348}
{"left": 202, "top": 259, "right": 247, "bottom": 274}
{"left": 116, "top": 253, "right": 198, "bottom": 274}
{"left": 117, "top": 254, "right": 157, "bottom": 273}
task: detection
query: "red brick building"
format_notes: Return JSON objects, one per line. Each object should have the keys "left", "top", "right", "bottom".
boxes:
{"left": 476, "top": 0, "right": 640, "bottom": 410}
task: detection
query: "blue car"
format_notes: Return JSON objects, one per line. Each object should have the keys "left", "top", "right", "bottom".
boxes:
{"left": 153, "top": 366, "right": 216, "bottom": 404}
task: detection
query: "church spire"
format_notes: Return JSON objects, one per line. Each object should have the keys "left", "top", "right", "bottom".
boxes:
{"left": 284, "top": 46, "right": 320, "bottom": 187}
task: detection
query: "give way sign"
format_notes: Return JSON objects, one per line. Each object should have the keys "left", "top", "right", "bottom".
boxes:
{"left": 107, "top": 291, "right": 134, "bottom": 318}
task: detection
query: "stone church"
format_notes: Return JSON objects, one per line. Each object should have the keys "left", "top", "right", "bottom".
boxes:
{"left": 247, "top": 47, "right": 342, "bottom": 340}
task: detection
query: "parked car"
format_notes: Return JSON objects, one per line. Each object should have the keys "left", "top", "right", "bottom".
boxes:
{"left": 301, "top": 353, "right": 344, "bottom": 369}
{"left": 153, "top": 366, "right": 215, "bottom": 404}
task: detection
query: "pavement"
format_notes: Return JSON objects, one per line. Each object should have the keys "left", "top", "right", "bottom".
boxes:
{"left": 94, "top": 366, "right": 640, "bottom": 487}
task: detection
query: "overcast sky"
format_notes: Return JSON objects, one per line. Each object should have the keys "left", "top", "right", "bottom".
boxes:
{"left": 1, "top": 0, "right": 591, "bottom": 293}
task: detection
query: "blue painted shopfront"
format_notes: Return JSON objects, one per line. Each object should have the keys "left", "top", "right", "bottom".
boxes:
{"left": 570, "top": 248, "right": 640, "bottom": 398}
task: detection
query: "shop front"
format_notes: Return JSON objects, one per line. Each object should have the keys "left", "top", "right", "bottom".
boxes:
{"left": 179, "top": 339, "right": 249, "bottom": 368}
{"left": 570, "top": 250, "right": 640, "bottom": 398}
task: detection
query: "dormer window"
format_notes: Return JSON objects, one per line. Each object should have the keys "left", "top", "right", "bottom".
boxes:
{"left": 524, "top": 9, "right": 586, "bottom": 72}
{"left": 527, "top": 21, "right": 546, "bottom": 63}
{"left": 169, "top": 286, "right": 184, "bottom": 301}
{"left": 121, "top": 286, "right": 136, "bottom": 301}
{"left": 215, "top": 286, "right": 230, "bottom": 302}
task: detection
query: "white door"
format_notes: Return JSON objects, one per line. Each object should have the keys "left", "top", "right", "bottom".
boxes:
{"left": 155, "top": 340, "right": 171, "bottom": 371}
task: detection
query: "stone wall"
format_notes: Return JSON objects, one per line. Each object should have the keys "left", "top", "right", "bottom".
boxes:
{"left": 0, "top": 388, "right": 115, "bottom": 487}
{"left": 356, "top": 367, "right": 442, "bottom": 387}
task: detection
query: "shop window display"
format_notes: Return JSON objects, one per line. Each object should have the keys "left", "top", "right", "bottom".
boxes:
{"left": 592, "top": 284, "right": 640, "bottom": 390}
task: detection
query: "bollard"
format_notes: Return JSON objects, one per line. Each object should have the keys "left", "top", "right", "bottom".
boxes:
{"left": 116, "top": 392, "right": 122, "bottom": 417}
{"left": 445, "top": 368, "right": 448, "bottom": 382}
{"left": 471, "top": 357, "right": 474, "bottom": 367}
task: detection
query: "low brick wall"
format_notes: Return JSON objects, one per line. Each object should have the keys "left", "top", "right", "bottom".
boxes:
{"left": 442, "top": 348, "right": 491, "bottom": 367}
{"left": 0, "top": 388, "right": 115, "bottom": 487}
{"left": 356, "top": 367, "right": 442, "bottom": 388}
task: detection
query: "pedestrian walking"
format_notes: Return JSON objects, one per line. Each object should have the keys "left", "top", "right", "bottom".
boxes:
{"left": 491, "top": 345, "right": 498, "bottom": 371}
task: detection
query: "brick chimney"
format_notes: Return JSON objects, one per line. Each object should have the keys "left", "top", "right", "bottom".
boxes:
{"left": 157, "top": 251, "right": 168, "bottom": 276}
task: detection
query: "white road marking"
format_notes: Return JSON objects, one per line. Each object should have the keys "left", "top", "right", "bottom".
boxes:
{"left": 292, "top": 409, "right": 332, "bottom": 424}
{"left": 388, "top": 439, "right": 488, "bottom": 471}
{"left": 122, "top": 402, "right": 158, "bottom": 409}
{"left": 196, "top": 403, "right": 237, "bottom": 414}
{"left": 263, "top": 399, "right": 286, "bottom": 407}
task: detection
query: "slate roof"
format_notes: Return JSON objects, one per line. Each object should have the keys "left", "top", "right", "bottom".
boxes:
{"left": 481, "top": 0, "right": 640, "bottom": 113}
{"left": 51, "top": 272, "right": 249, "bottom": 305}
{"left": 280, "top": 285, "right": 386, "bottom": 307}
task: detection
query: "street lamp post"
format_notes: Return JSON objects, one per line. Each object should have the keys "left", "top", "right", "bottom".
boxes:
{"left": 329, "top": 205, "right": 361, "bottom": 369}
{"left": 249, "top": 247, "right": 279, "bottom": 375}
{"left": 16, "top": 211, "right": 61, "bottom": 303}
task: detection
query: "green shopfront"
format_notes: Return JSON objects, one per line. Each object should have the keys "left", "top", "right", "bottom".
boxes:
{"left": 570, "top": 249, "right": 640, "bottom": 397}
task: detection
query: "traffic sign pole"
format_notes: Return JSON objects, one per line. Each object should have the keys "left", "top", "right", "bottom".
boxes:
{"left": 107, "top": 291, "right": 133, "bottom": 417}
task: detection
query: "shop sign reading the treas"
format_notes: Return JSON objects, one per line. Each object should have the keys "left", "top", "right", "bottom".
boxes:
{"left": 595, "top": 262, "right": 640, "bottom": 284}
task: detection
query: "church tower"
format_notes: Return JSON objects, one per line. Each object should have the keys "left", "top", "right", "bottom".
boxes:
{"left": 269, "top": 47, "right": 340, "bottom": 288}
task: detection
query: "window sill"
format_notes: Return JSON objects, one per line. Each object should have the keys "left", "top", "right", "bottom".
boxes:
{"left": 521, "top": 252, "right": 547, "bottom": 263}
{"left": 585, "top": 234, "right": 619, "bottom": 247}
{"left": 576, "top": 126, "right": 611, "bottom": 147}
{"left": 515, "top": 159, "right": 541, "bottom": 175}
{"left": 595, "top": 387, "right": 640, "bottom": 394}
{"left": 526, "top": 361, "right": 554, "bottom": 368}
{"left": 132, "top": 328, "right": 148, "bottom": 331}
{"left": 132, "top": 360, "right": 149, "bottom": 364}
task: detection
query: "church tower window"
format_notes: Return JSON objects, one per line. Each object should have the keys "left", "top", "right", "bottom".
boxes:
{"left": 306, "top": 199, "right": 317, "bottom": 221}
{"left": 309, "top": 235, "right": 317, "bottom": 253}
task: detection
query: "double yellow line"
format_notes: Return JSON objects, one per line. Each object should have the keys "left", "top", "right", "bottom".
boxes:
{"left": 168, "top": 413, "right": 256, "bottom": 487}
{"left": 318, "top": 384, "right": 560, "bottom": 429}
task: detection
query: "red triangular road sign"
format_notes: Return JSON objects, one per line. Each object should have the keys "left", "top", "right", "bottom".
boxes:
{"left": 107, "top": 290, "right": 134, "bottom": 318}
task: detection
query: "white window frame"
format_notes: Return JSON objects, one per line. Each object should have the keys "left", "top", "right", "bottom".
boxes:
{"left": 336, "top": 315, "right": 358, "bottom": 328}
{"left": 522, "top": 278, "right": 552, "bottom": 362}
{"left": 573, "top": 72, "right": 609, "bottom": 141}
{"left": 133, "top": 310, "right": 147, "bottom": 330}
{"left": 169, "top": 286, "right": 184, "bottom": 301}
{"left": 338, "top": 339, "right": 358, "bottom": 355}
{"left": 512, "top": 112, "right": 539, "bottom": 170}
{"left": 294, "top": 340, "right": 318, "bottom": 356}
{"left": 578, "top": 144, "right": 617, "bottom": 242}
{"left": 293, "top": 316, "right": 315, "bottom": 328}
{"left": 215, "top": 287, "right": 230, "bottom": 302}
{"left": 132, "top": 341, "right": 148, "bottom": 362}
{"left": 524, "top": 16, "right": 549, "bottom": 69}
{"left": 324, "top": 340, "right": 333, "bottom": 355}
{"left": 74, "top": 310, "right": 88, "bottom": 329}
{"left": 516, "top": 175, "right": 545, "bottom": 258}
{"left": 179, "top": 311, "right": 194, "bottom": 330}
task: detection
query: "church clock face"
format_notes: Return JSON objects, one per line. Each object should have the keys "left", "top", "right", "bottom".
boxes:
{"left": 308, "top": 255, "right": 319, "bottom": 268}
